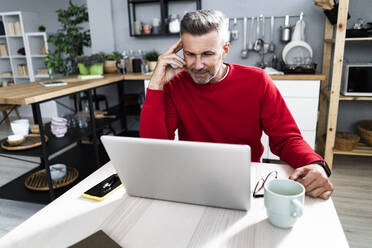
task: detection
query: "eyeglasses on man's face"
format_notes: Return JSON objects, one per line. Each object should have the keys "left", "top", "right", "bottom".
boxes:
{"left": 253, "top": 170, "right": 278, "bottom": 198}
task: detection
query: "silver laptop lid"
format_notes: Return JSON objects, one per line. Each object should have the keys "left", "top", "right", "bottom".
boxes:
{"left": 101, "top": 136, "right": 251, "bottom": 211}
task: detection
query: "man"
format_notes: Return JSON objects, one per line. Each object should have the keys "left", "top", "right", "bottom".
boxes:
{"left": 140, "top": 10, "right": 334, "bottom": 200}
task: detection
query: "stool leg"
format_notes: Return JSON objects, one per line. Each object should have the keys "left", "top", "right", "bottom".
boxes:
{"left": 14, "top": 107, "right": 20, "bottom": 119}
{"left": 2, "top": 111, "right": 10, "bottom": 124}
{"left": 104, "top": 98, "right": 109, "bottom": 111}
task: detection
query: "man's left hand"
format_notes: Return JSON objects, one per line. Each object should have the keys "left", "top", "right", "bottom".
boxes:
{"left": 289, "top": 164, "right": 334, "bottom": 200}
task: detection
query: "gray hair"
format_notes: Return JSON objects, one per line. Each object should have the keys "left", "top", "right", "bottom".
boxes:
{"left": 180, "top": 10, "right": 229, "bottom": 43}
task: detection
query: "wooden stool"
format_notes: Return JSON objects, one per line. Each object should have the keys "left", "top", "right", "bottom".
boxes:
{"left": 0, "top": 104, "right": 20, "bottom": 125}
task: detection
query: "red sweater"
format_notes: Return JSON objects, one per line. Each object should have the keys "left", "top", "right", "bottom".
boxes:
{"left": 140, "top": 63, "right": 323, "bottom": 168}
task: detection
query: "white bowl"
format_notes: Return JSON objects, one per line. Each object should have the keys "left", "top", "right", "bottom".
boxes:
{"left": 50, "top": 164, "right": 67, "bottom": 181}
{"left": 7, "top": 134, "right": 25, "bottom": 145}
{"left": 10, "top": 119, "right": 29, "bottom": 136}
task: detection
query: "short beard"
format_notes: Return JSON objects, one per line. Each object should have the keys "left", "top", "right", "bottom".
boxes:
{"left": 188, "top": 62, "right": 222, "bottom": 84}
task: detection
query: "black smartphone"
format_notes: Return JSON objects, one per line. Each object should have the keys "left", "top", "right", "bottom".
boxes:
{"left": 82, "top": 174, "right": 122, "bottom": 201}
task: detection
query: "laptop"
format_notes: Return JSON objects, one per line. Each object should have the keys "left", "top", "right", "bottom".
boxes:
{"left": 101, "top": 136, "right": 251, "bottom": 211}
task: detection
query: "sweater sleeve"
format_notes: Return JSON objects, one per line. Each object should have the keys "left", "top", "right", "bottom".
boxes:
{"left": 139, "top": 87, "right": 178, "bottom": 140}
{"left": 259, "top": 72, "right": 324, "bottom": 168}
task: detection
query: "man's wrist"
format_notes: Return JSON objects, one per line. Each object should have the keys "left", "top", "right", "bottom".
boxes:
{"left": 148, "top": 82, "right": 163, "bottom": 91}
{"left": 311, "top": 160, "right": 331, "bottom": 177}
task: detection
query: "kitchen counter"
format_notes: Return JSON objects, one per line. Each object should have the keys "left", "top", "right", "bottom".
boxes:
{"left": 269, "top": 74, "right": 326, "bottom": 80}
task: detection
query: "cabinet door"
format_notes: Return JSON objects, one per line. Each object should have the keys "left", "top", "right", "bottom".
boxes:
{"left": 284, "top": 98, "right": 319, "bottom": 130}
{"left": 262, "top": 80, "right": 320, "bottom": 161}
{"left": 273, "top": 80, "right": 320, "bottom": 98}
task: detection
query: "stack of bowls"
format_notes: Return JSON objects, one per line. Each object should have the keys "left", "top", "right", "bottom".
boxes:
{"left": 51, "top": 117, "right": 68, "bottom": 137}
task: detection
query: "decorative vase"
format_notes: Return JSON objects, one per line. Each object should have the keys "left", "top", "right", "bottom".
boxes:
{"left": 104, "top": 60, "right": 117, "bottom": 73}
{"left": 148, "top": 61, "right": 157, "bottom": 72}
{"left": 89, "top": 63, "right": 104, "bottom": 75}
{"left": 78, "top": 63, "right": 89, "bottom": 75}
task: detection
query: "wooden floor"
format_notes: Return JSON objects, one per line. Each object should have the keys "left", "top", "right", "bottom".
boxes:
{"left": 0, "top": 119, "right": 371, "bottom": 247}
{"left": 331, "top": 155, "right": 372, "bottom": 248}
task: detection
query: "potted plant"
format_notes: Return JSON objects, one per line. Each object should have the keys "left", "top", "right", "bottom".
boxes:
{"left": 100, "top": 51, "right": 122, "bottom": 73}
{"left": 38, "top": 25, "right": 46, "bottom": 32}
{"left": 144, "top": 50, "right": 159, "bottom": 72}
{"left": 76, "top": 54, "right": 105, "bottom": 75}
{"left": 45, "top": 1, "right": 91, "bottom": 76}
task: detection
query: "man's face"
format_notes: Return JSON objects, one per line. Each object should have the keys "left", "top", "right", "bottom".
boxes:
{"left": 181, "top": 30, "right": 229, "bottom": 84}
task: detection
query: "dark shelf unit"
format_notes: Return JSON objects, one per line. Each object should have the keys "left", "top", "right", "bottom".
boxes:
{"left": 0, "top": 103, "right": 134, "bottom": 157}
{"left": 0, "top": 144, "right": 110, "bottom": 204}
{"left": 127, "top": 0, "right": 201, "bottom": 37}
{"left": 0, "top": 79, "right": 142, "bottom": 203}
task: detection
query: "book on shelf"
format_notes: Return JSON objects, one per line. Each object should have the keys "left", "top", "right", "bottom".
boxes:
{"left": 36, "top": 68, "right": 49, "bottom": 75}
{"left": 4, "top": 22, "right": 12, "bottom": 35}
{"left": 14, "top": 22, "right": 22, "bottom": 35}
{"left": 1, "top": 72, "right": 12, "bottom": 77}
{"left": 17, "top": 64, "right": 28, "bottom": 76}
{"left": 4, "top": 22, "right": 22, "bottom": 36}
{"left": 40, "top": 43, "right": 46, "bottom": 55}
{"left": 0, "top": 44, "right": 8, "bottom": 56}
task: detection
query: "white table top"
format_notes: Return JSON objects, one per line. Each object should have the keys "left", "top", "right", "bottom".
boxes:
{"left": 0, "top": 162, "right": 349, "bottom": 248}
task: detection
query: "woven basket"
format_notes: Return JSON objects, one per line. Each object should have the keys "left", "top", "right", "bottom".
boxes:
{"left": 335, "top": 132, "right": 360, "bottom": 151}
{"left": 356, "top": 120, "right": 372, "bottom": 146}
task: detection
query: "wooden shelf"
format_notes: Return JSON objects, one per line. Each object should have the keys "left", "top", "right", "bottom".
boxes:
{"left": 339, "top": 95, "right": 372, "bottom": 101}
{"left": 346, "top": 37, "right": 372, "bottom": 41}
{"left": 132, "top": 32, "right": 179, "bottom": 37}
{"left": 325, "top": 37, "right": 372, "bottom": 43}
{"left": 270, "top": 74, "right": 326, "bottom": 81}
{"left": 320, "top": 90, "right": 372, "bottom": 101}
{"left": 334, "top": 142, "right": 372, "bottom": 156}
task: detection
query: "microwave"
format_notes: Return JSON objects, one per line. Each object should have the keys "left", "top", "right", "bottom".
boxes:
{"left": 341, "top": 64, "right": 372, "bottom": 96}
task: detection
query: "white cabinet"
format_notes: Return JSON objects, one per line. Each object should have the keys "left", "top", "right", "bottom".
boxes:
{"left": 262, "top": 80, "right": 320, "bottom": 161}
{"left": 0, "top": 11, "right": 48, "bottom": 85}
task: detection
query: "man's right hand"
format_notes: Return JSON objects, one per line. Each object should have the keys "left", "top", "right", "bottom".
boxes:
{"left": 148, "top": 39, "right": 186, "bottom": 90}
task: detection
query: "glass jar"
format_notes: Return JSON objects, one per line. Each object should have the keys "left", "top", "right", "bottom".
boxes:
{"left": 169, "top": 14, "right": 180, "bottom": 33}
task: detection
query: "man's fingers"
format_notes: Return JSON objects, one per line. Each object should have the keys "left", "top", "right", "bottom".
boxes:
{"left": 320, "top": 190, "right": 333, "bottom": 200}
{"left": 300, "top": 170, "right": 323, "bottom": 188}
{"left": 173, "top": 39, "right": 183, "bottom": 53}
{"left": 164, "top": 54, "right": 186, "bottom": 66}
{"left": 161, "top": 58, "right": 185, "bottom": 69}
{"left": 307, "top": 181, "right": 334, "bottom": 199}
{"left": 289, "top": 167, "right": 308, "bottom": 181}
{"left": 307, "top": 186, "right": 325, "bottom": 198}
{"left": 304, "top": 178, "right": 319, "bottom": 192}
{"left": 164, "top": 39, "right": 183, "bottom": 55}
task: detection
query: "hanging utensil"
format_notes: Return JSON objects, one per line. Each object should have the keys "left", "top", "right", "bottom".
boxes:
{"left": 247, "top": 17, "right": 254, "bottom": 50}
{"left": 280, "top": 15, "right": 291, "bottom": 42}
{"left": 224, "top": 18, "right": 231, "bottom": 42}
{"left": 254, "top": 16, "right": 263, "bottom": 52}
{"left": 231, "top": 18, "right": 239, "bottom": 41}
{"left": 262, "top": 15, "right": 270, "bottom": 54}
{"left": 240, "top": 17, "right": 248, "bottom": 59}
{"left": 269, "top": 16, "right": 276, "bottom": 53}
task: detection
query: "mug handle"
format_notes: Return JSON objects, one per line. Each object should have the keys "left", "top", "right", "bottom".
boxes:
{"left": 291, "top": 199, "right": 303, "bottom": 217}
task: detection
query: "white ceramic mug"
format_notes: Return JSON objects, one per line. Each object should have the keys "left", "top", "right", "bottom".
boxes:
{"left": 264, "top": 179, "right": 305, "bottom": 228}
